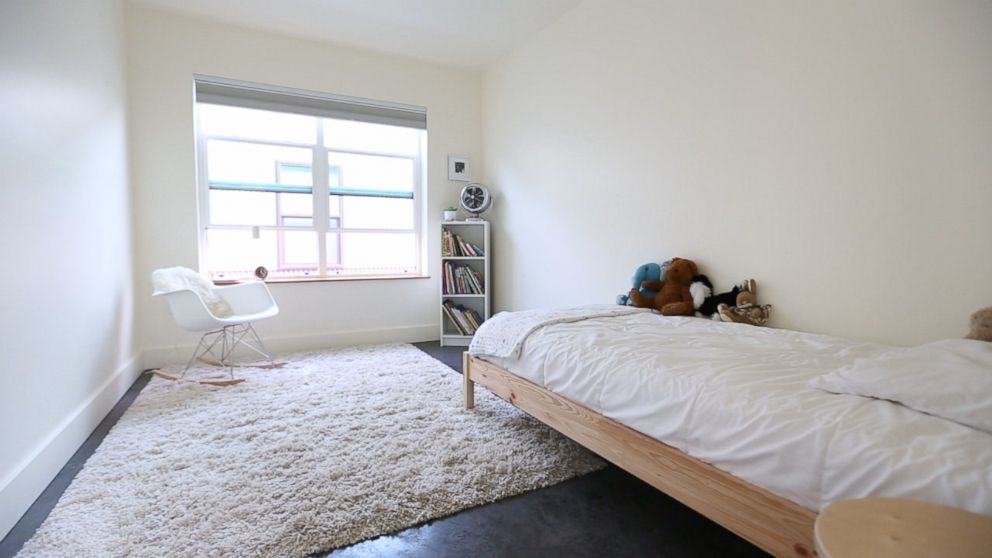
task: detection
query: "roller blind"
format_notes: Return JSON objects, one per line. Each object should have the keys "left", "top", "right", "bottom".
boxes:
{"left": 194, "top": 75, "right": 427, "bottom": 130}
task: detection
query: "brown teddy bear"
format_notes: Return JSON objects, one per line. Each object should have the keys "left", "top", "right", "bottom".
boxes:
{"left": 628, "top": 257, "right": 699, "bottom": 316}
{"left": 965, "top": 306, "right": 992, "bottom": 342}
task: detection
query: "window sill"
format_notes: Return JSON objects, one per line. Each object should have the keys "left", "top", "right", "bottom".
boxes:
{"left": 213, "top": 274, "right": 431, "bottom": 286}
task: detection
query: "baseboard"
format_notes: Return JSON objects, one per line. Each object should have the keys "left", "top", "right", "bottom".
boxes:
{"left": 0, "top": 354, "right": 142, "bottom": 540}
{"left": 141, "top": 323, "right": 439, "bottom": 368}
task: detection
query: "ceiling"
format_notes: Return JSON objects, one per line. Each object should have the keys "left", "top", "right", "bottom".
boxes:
{"left": 130, "top": 0, "right": 582, "bottom": 68}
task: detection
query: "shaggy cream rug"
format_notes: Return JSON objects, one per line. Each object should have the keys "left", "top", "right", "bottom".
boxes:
{"left": 17, "top": 344, "right": 603, "bottom": 558}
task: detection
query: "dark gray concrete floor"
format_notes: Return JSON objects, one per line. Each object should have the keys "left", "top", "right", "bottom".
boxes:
{"left": 323, "top": 466, "right": 765, "bottom": 558}
{"left": 413, "top": 340, "right": 465, "bottom": 370}
{"left": 2, "top": 343, "right": 767, "bottom": 558}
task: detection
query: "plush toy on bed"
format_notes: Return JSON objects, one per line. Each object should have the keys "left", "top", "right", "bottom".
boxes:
{"left": 691, "top": 275, "right": 772, "bottom": 326}
{"left": 718, "top": 300, "right": 772, "bottom": 326}
{"left": 714, "top": 280, "right": 772, "bottom": 326}
{"left": 691, "top": 276, "right": 757, "bottom": 318}
{"left": 616, "top": 261, "right": 671, "bottom": 306}
{"left": 628, "top": 257, "right": 699, "bottom": 316}
{"left": 965, "top": 306, "right": 992, "bottom": 342}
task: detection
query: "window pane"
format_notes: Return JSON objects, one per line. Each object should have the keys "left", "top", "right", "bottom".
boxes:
{"left": 199, "top": 104, "right": 316, "bottom": 144}
{"left": 209, "top": 191, "right": 313, "bottom": 227}
{"left": 328, "top": 152, "right": 413, "bottom": 197}
{"left": 209, "top": 190, "right": 277, "bottom": 226}
{"left": 324, "top": 118, "right": 419, "bottom": 156}
{"left": 207, "top": 140, "right": 313, "bottom": 192}
{"left": 278, "top": 163, "right": 312, "bottom": 186}
{"left": 205, "top": 229, "right": 278, "bottom": 279}
{"left": 280, "top": 230, "right": 318, "bottom": 267}
{"left": 278, "top": 192, "right": 313, "bottom": 220}
{"left": 282, "top": 217, "right": 313, "bottom": 227}
{"left": 205, "top": 229, "right": 319, "bottom": 280}
{"left": 329, "top": 195, "right": 341, "bottom": 218}
{"left": 337, "top": 232, "right": 417, "bottom": 275}
{"left": 326, "top": 233, "right": 340, "bottom": 266}
{"left": 342, "top": 197, "right": 414, "bottom": 230}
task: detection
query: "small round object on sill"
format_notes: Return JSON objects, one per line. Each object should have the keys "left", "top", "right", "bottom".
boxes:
{"left": 254, "top": 266, "right": 269, "bottom": 280}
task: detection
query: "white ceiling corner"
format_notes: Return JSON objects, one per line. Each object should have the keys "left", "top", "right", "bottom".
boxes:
{"left": 128, "top": 0, "right": 583, "bottom": 68}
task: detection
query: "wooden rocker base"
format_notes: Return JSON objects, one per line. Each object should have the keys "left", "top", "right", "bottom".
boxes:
{"left": 147, "top": 369, "right": 246, "bottom": 386}
{"left": 196, "top": 356, "right": 287, "bottom": 369}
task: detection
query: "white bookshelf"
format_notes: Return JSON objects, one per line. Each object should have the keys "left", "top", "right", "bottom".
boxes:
{"left": 440, "top": 220, "right": 491, "bottom": 347}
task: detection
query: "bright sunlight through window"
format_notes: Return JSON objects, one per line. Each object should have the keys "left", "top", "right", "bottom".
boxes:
{"left": 194, "top": 85, "right": 426, "bottom": 282}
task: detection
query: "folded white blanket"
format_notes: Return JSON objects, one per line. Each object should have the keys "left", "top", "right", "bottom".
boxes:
{"left": 469, "top": 304, "right": 647, "bottom": 359}
{"left": 151, "top": 266, "right": 233, "bottom": 318}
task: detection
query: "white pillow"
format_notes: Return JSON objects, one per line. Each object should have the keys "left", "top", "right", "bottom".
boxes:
{"left": 809, "top": 339, "right": 992, "bottom": 434}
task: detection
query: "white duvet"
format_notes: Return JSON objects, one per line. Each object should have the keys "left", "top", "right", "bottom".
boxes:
{"left": 475, "top": 308, "right": 992, "bottom": 514}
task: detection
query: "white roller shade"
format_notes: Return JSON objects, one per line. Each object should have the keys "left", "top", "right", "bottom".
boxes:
{"left": 194, "top": 75, "right": 427, "bottom": 130}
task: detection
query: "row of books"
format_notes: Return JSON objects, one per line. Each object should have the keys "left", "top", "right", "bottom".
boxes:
{"left": 443, "top": 261, "right": 484, "bottom": 295}
{"left": 442, "top": 300, "right": 484, "bottom": 335}
{"left": 441, "top": 229, "right": 485, "bottom": 257}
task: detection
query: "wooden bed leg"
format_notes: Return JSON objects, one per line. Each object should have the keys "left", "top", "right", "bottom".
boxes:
{"left": 463, "top": 352, "right": 475, "bottom": 409}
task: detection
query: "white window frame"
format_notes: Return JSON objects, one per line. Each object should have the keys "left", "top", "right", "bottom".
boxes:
{"left": 193, "top": 79, "right": 428, "bottom": 282}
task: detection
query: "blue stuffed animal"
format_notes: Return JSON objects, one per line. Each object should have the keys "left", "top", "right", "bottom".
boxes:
{"left": 616, "top": 260, "right": 671, "bottom": 305}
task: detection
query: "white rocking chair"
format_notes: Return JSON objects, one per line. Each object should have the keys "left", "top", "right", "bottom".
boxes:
{"left": 153, "top": 271, "right": 280, "bottom": 381}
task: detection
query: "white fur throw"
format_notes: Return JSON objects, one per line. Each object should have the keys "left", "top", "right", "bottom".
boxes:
{"left": 152, "top": 266, "right": 234, "bottom": 318}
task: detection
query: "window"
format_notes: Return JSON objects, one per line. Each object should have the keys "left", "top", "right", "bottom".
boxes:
{"left": 194, "top": 77, "right": 427, "bottom": 281}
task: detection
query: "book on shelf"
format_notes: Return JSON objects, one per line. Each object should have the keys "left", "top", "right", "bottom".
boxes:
{"left": 463, "top": 308, "right": 482, "bottom": 330}
{"left": 442, "top": 229, "right": 456, "bottom": 257}
{"left": 441, "top": 302, "right": 467, "bottom": 335}
{"left": 455, "top": 305, "right": 475, "bottom": 334}
{"left": 457, "top": 236, "right": 472, "bottom": 256}
{"left": 441, "top": 229, "right": 483, "bottom": 258}
{"left": 442, "top": 261, "right": 485, "bottom": 295}
{"left": 442, "top": 299, "right": 480, "bottom": 335}
{"left": 468, "top": 268, "right": 483, "bottom": 293}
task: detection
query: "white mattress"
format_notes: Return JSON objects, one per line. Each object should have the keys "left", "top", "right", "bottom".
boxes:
{"left": 482, "top": 311, "right": 992, "bottom": 514}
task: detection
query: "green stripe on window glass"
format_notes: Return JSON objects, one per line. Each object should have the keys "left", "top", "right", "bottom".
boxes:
{"left": 209, "top": 181, "right": 313, "bottom": 194}
{"left": 209, "top": 181, "right": 413, "bottom": 198}
{"left": 329, "top": 188, "right": 414, "bottom": 199}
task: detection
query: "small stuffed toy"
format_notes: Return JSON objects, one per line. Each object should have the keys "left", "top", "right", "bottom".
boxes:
{"left": 628, "top": 257, "right": 699, "bottom": 316}
{"left": 965, "top": 306, "right": 992, "bottom": 342}
{"left": 718, "top": 301, "right": 773, "bottom": 326}
{"left": 714, "top": 279, "right": 771, "bottom": 326}
{"left": 617, "top": 261, "right": 671, "bottom": 305}
{"left": 694, "top": 277, "right": 756, "bottom": 318}
{"left": 690, "top": 274, "right": 714, "bottom": 312}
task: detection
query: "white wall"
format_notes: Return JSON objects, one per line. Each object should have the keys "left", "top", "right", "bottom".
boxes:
{"left": 125, "top": 4, "right": 483, "bottom": 363}
{"left": 483, "top": 0, "right": 992, "bottom": 345}
{"left": 0, "top": 0, "right": 137, "bottom": 538}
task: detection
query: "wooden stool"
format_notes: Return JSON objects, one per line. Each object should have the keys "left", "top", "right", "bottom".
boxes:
{"left": 815, "top": 498, "right": 992, "bottom": 558}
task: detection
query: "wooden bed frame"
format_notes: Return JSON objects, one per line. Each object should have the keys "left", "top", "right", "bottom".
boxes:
{"left": 463, "top": 353, "right": 818, "bottom": 558}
